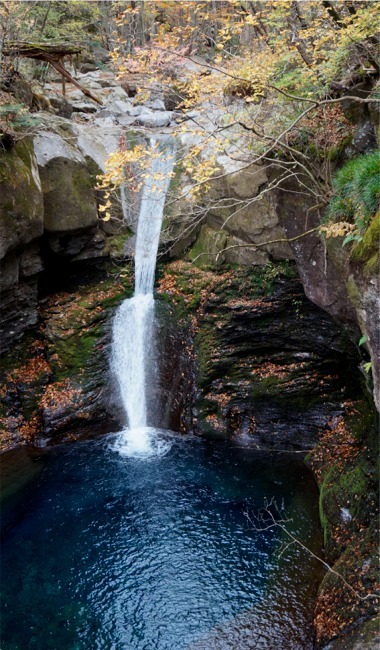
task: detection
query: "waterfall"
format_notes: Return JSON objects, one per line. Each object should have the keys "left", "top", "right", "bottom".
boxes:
{"left": 111, "top": 140, "right": 174, "bottom": 456}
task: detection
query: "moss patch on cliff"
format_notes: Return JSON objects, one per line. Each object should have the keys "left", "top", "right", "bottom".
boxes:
{"left": 308, "top": 399, "right": 379, "bottom": 646}
{"left": 41, "top": 272, "right": 132, "bottom": 381}
{"left": 0, "top": 268, "right": 132, "bottom": 451}
{"left": 0, "top": 137, "right": 43, "bottom": 242}
{"left": 351, "top": 213, "right": 380, "bottom": 275}
{"left": 107, "top": 233, "right": 133, "bottom": 259}
{"left": 188, "top": 225, "right": 228, "bottom": 268}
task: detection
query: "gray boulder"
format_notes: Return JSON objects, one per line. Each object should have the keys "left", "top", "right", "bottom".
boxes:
{"left": 107, "top": 99, "right": 133, "bottom": 115}
{"left": 126, "top": 105, "right": 145, "bottom": 117}
{"left": 146, "top": 98, "right": 166, "bottom": 111}
{"left": 34, "top": 131, "right": 98, "bottom": 233}
{"left": 72, "top": 102, "right": 98, "bottom": 114}
{"left": 136, "top": 110, "right": 173, "bottom": 128}
{"left": 116, "top": 115, "right": 137, "bottom": 127}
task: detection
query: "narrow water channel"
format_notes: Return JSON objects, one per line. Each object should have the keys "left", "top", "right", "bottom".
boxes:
{"left": 1, "top": 435, "right": 323, "bottom": 649}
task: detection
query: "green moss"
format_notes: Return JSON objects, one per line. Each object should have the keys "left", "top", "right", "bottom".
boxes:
{"left": 195, "top": 325, "right": 221, "bottom": 384}
{"left": 326, "top": 134, "right": 353, "bottom": 162}
{"left": 84, "top": 156, "right": 102, "bottom": 187}
{"left": 250, "top": 375, "right": 282, "bottom": 398}
{"left": 350, "top": 213, "right": 380, "bottom": 274}
{"left": 319, "top": 468, "right": 334, "bottom": 549}
{"left": 349, "top": 614, "right": 380, "bottom": 645}
{"left": 108, "top": 233, "right": 132, "bottom": 258}
{"left": 168, "top": 160, "right": 184, "bottom": 196}
{"left": 346, "top": 275, "right": 362, "bottom": 308}
{"left": 53, "top": 330, "right": 99, "bottom": 380}
{"left": 348, "top": 400, "right": 378, "bottom": 445}
{"left": 0, "top": 138, "right": 40, "bottom": 220}
{"left": 317, "top": 401, "right": 378, "bottom": 560}
{"left": 249, "top": 260, "right": 297, "bottom": 297}
{"left": 188, "top": 225, "right": 228, "bottom": 268}
{"left": 46, "top": 273, "right": 132, "bottom": 380}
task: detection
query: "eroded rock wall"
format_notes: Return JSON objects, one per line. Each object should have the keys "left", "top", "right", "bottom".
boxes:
{"left": 157, "top": 261, "right": 360, "bottom": 448}
{"left": 0, "top": 116, "right": 125, "bottom": 354}
{"left": 0, "top": 138, "right": 44, "bottom": 351}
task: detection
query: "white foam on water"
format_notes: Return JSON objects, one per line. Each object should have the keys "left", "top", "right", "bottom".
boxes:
{"left": 109, "top": 427, "right": 172, "bottom": 459}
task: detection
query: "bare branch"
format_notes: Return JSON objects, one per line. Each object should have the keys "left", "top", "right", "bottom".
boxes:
{"left": 215, "top": 228, "right": 319, "bottom": 262}
{"left": 246, "top": 499, "right": 380, "bottom": 603}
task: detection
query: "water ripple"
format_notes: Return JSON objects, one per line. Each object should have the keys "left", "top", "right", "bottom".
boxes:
{"left": 0, "top": 435, "right": 323, "bottom": 650}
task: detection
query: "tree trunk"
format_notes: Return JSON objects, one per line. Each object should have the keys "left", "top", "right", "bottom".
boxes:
{"left": 288, "top": 2, "right": 314, "bottom": 68}
{"left": 322, "top": 1, "right": 343, "bottom": 26}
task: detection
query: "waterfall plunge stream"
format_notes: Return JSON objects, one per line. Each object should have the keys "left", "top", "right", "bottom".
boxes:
{"left": 111, "top": 142, "right": 174, "bottom": 457}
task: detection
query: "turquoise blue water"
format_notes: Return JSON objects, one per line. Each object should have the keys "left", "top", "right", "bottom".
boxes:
{"left": 0, "top": 433, "right": 323, "bottom": 649}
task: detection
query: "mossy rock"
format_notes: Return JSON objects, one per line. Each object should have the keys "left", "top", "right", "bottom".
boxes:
{"left": 107, "top": 233, "right": 133, "bottom": 259}
{"left": 0, "top": 137, "right": 44, "bottom": 258}
{"left": 315, "top": 402, "right": 378, "bottom": 559}
{"left": 188, "top": 225, "right": 228, "bottom": 268}
{"left": 351, "top": 213, "right": 380, "bottom": 275}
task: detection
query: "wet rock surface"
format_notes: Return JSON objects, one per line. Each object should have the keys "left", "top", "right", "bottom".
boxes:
{"left": 271, "top": 174, "right": 379, "bottom": 412}
{"left": 0, "top": 264, "right": 133, "bottom": 451}
{"left": 198, "top": 281, "right": 359, "bottom": 449}
{"left": 157, "top": 261, "right": 361, "bottom": 450}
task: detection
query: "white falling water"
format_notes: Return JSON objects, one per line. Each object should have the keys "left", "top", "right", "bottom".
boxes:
{"left": 111, "top": 140, "right": 174, "bottom": 457}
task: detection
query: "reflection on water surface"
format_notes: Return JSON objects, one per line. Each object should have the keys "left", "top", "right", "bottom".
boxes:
{"left": 0, "top": 433, "right": 324, "bottom": 649}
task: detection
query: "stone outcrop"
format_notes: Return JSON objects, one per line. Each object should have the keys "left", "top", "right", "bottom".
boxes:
{"left": 0, "top": 121, "right": 112, "bottom": 353}
{"left": 174, "top": 164, "right": 294, "bottom": 267}
{"left": 271, "top": 174, "right": 379, "bottom": 412}
{"left": 0, "top": 105, "right": 125, "bottom": 353}
{"left": 0, "top": 139, "right": 44, "bottom": 352}
{"left": 34, "top": 131, "right": 98, "bottom": 232}
{"left": 157, "top": 262, "right": 360, "bottom": 449}
{"left": 169, "top": 151, "right": 378, "bottom": 411}
{"left": 0, "top": 138, "right": 43, "bottom": 259}
{"left": 0, "top": 267, "right": 132, "bottom": 451}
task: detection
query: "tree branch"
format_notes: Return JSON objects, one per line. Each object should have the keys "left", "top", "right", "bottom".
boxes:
{"left": 215, "top": 228, "right": 319, "bottom": 262}
{"left": 246, "top": 498, "right": 380, "bottom": 603}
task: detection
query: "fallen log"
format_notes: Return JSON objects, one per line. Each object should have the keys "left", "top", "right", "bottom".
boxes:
{"left": 2, "top": 41, "right": 103, "bottom": 105}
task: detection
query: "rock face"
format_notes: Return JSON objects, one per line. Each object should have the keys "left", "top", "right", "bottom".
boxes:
{"left": 0, "top": 139, "right": 44, "bottom": 352}
{"left": 271, "top": 175, "right": 379, "bottom": 412}
{"left": 34, "top": 131, "right": 99, "bottom": 232}
{"left": 157, "top": 262, "right": 360, "bottom": 449}
{"left": 197, "top": 278, "right": 359, "bottom": 449}
{"left": 171, "top": 150, "right": 378, "bottom": 411}
{"left": 0, "top": 125, "right": 109, "bottom": 353}
{"left": 0, "top": 112, "right": 125, "bottom": 353}
{"left": 0, "top": 139, "right": 43, "bottom": 259}
{"left": 176, "top": 164, "right": 294, "bottom": 267}
{"left": 0, "top": 267, "right": 133, "bottom": 451}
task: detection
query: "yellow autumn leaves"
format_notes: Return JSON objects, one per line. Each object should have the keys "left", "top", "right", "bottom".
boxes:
{"left": 96, "top": 144, "right": 176, "bottom": 221}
